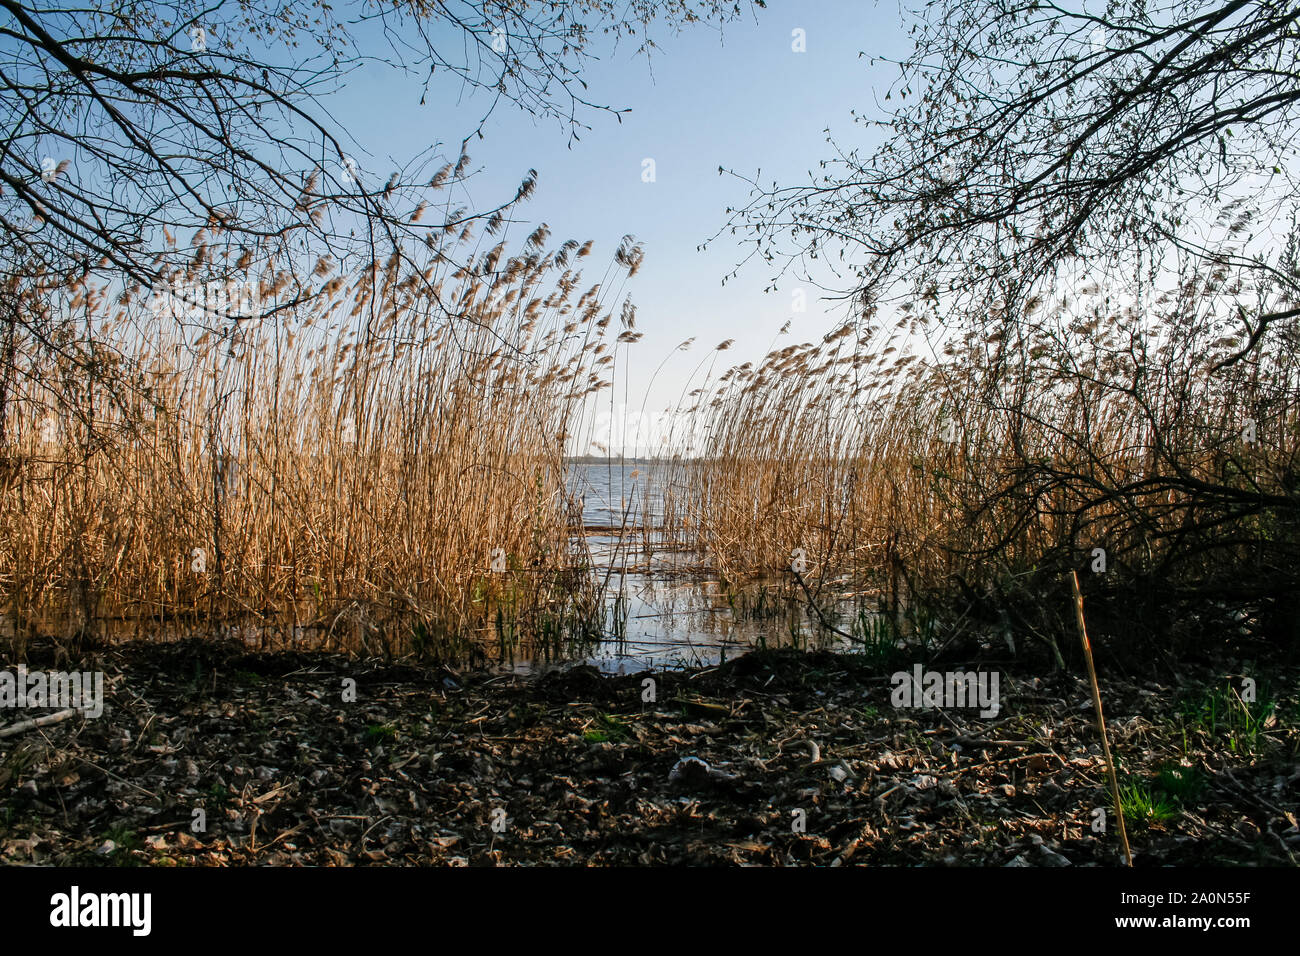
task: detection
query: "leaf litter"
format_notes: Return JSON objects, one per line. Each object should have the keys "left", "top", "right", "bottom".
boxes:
{"left": 1, "top": 640, "right": 1296, "bottom": 866}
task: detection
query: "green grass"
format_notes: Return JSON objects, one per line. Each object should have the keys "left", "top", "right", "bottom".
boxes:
{"left": 1178, "top": 683, "right": 1276, "bottom": 754}
{"left": 852, "top": 609, "right": 904, "bottom": 669}
{"left": 583, "top": 712, "right": 629, "bottom": 743}
{"left": 365, "top": 723, "right": 398, "bottom": 744}
{"left": 608, "top": 590, "right": 628, "bottom": 642}
{"left": 1154, "top": 761, "right": 1206, "bottom": 803}
{"left": 1120, "top": 779, "right": 1182, "bottom": 828}
{"left": 203, "top": 782, "right": 233, "bottom": 811}
{"left": 409, "top": 622, "right": 435, "bottom": 658}
{"left": 727, "top": 584, "right": 784, "bottom": 622}
{"left": 0, "top": 801, "right": 34, "bottom": 835}
{"left": 1120, "top": 760, "right": 1205, "bottom": 830}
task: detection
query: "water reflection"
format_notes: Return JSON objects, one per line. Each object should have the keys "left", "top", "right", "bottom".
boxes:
{"left": 545, "top": 463, "right": 858, "bottom": 674}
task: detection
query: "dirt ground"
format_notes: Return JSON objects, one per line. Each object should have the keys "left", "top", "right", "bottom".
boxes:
{"left": 2, "top": 638, "right": 1297, "bottom": 866}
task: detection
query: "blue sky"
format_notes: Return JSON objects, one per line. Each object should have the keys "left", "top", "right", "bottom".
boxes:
{"left": 327, "top": 1, "right": 912, "bottom": 441}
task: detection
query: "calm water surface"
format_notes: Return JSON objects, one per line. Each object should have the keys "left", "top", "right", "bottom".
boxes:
{"left": 541, "top": 463, "right": 858, "bottom": 674}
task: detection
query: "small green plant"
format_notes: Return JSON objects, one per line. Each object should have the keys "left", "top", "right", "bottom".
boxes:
{"left": 104, "top": 824, "right": 140, "bottom": 846}
{"left": 1120, "top": 779, "right": 1181, "bottom": 828}
{"left": 1154, "top": 761, "right": 1205, "bottom": 804}
{"left": 1, "top": 801, "right": 34, "bottom": 834}
{"left": 583, "top": 712, "right": 629, "bottom": 743}
{"left": 1121, "top": 759, "right": 1206, "bottom": 830}
{"left": 205, "top": 783, "right": 233, "bottom": 809}
{"left": 731, "top": 585, "right": 783, "bottom": 622}
{"left": 853, "top": 609, "right": 903, "bottom": 669}
{"left": 410, "top": 622, "right": 433, "bottom": 658}
{"left": 788, "top": 617, "right": 802, "bottom": 648}
{"left": 608, "top": 590, "right": 628, "bottom": 641}
{"left": 98, "top": 825, "right": 144, "bottom": 865}
{"left": 908, "top": 602, "right": 942, "bottom": 653}
{"left": 365, "top": 723, "right": 398, "bottom": 744}
{"left": 1178, "top": 684, "right": 1276, "bottom": 754}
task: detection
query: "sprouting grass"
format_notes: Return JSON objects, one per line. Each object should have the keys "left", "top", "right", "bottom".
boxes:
{"left": 1178, "top": 684, "right": 1277, "bottom": 755}
{"left": 583, "top": 712, "right": 630, "bottom": 743}
{"left": 1154, "top": 762, "right": 1206, "bottom": 804}
{"left": 727, "top": 584, "right": 787, "bottom": 622}
{"left": 1120, "top": 779, "right": 1182, "bottom": 828}
{"left": 365, "top": 723, "right": 398, "bottom": 744}
{"left": 852, "top": 609, "right": 904, "bottom": 669}
{"left": 608, "top": 589, "right": 628, "bottom": 642}
{"left": 1120, "top": 760, "right": 1206, "bottom": 830}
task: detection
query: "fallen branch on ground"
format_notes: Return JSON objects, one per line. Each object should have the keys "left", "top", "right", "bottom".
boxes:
{"left": 0, "top": 708, "right": 77, "bottom": 738}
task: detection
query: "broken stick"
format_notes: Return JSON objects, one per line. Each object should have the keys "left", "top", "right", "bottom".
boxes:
{"left": 0, "top": 707, "right": 78, "bottom": 739}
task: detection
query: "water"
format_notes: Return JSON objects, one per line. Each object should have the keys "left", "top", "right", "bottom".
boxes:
{"left": 549, "top": 462, "right": 857, "bottom": 674}
{"left": 567, "top": 460, "right": 665, "bottom": 528}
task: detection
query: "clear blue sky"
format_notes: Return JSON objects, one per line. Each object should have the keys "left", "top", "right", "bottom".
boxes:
{"left": 328, "top": 0, "right": 911, "bottom": 440}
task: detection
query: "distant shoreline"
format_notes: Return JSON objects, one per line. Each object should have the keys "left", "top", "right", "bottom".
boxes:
{"left": 566, "top": 455, "right": 664, "bottom": 465}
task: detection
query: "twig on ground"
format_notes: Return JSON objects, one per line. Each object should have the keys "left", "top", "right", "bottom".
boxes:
{"left": 0, "top": 708, "right": 77, "bottom": 738}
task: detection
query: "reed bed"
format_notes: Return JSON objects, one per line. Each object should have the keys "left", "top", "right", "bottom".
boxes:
{"left": 0, "top": 229, "right": 648, "bottom": 659}
{"left": 654, "top": 273, "right": 1300, "bottom": 648}
{"left": 3, "top": 233, "right": 1297, "bottom": 662}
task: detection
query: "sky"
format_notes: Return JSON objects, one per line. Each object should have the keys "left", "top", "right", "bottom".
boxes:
{"left": 324, "top": 0, "right": 913, "bottom": 451}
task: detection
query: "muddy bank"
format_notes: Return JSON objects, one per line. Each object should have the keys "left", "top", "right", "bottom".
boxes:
{"left": 1, "top": 639, "right": 1296, "bottom": 866}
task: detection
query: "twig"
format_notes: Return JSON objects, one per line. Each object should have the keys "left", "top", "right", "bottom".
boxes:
{"left": 260, "top": 822, "right": 307, "bottom": 852}
{"left": 1070, "top": 571, "right": 1132, "bottom": 867}
{"left": 74, "top": 755, "right": 160, "bottom": 800}
{"left": 791, "top": 567, "right": 854, "bottom": 640}
{"left": 0, "top": 707, "right": 77, "bottom": 738}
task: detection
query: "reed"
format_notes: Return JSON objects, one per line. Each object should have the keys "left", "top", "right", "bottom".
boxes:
{"left": 653, "top": 276, "right": 1300, "bottom": 649}
{"left": 0, "top": 230, "right": 645, "bottom": 660}
{"left": 3, "top": 242, "right": 1296, "bottom": 662}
